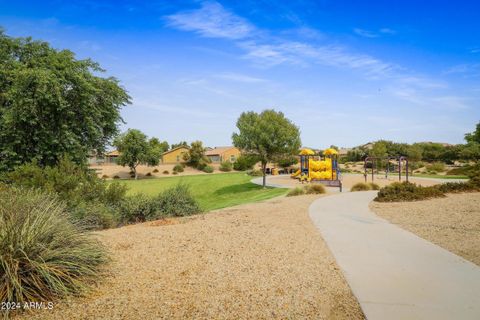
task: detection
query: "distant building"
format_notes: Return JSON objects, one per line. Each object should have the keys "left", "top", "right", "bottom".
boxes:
{"left": 161, "top": 146, "right": 189, "bottom": 164}
{"left": 105, "top": 150, "right": 120, "bottom": 164}
{"left": 205, "top": 146, "right": 241, "bottom": 163}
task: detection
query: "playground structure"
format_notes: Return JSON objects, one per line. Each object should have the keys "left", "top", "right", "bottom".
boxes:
{"left": 364, "top": 156, "right": 409, "bottom": 183}
{"left": 291, "top": 148, "right": 342, "bottom": 191}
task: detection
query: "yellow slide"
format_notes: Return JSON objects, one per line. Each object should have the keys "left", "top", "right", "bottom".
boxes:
{"left": 291, "top": 169, "right": 301, "bottom": 178}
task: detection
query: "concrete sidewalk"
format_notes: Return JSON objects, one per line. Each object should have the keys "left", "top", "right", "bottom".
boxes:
{"left": 309, "top": 191, "right": 480, "bottom": 320}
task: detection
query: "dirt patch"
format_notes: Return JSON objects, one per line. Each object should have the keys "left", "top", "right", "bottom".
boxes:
{"left": 370, "top": 192, "right": 480, "bottom": 266}
{"left": 20, "top": 195, "right": 363, "bottom": 320}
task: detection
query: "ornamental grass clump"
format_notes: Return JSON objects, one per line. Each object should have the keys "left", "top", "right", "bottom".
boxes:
{"left": 0, "top": 186, "right": 108, "bottom": 312}
{"left": 350, "top": 182, "right": 371, "bottom": 192}
{"left": 305, "top": 184, "right": 326, "bottom": 194}
{"left": 287, "top": 187, "right": 305, "bottom": 197}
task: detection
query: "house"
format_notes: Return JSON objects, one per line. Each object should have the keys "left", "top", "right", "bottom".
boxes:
{"left": 205, "top": 146, "right": 241, "bottom": 163}
{"left": 105, "top": 150, "right": 120, "bottom": 164}
{"left": 161, "top": 146, "right": 189, "bottom": 164}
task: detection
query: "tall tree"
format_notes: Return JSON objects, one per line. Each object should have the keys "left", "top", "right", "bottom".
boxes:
{"left": 183, "top": 141, "right": 210, "bottom": 169}
{"left": 232, "top": 109, "right": 301, "bottom": 187}
{"left": 171, "top": 141, "right": 188, "bottom": 150}
{"left": 113, "top": 129, "right": 161, "bottom": 179}
{"left": 0, "top": 31, "right": 130, "bottom": 171}
{"left": 465, "top": 121, "right": 480, "bottom": 145}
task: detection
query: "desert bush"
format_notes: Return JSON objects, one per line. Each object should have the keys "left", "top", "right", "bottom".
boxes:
{"left": 118, "top": 194, "right": 159, "bottom": 223}
{"left": 70, "top": 202, "right": 117, "bottom": 230}
{"left": 202, "top": 165, "right": 214, "bottom": 173}
{"left": 0, "top": 187, "right": 108, "bottom": 310}
{"left": 425, "top": 162, "right": 445, "bottom": 173}
{"left": 101, "top": 181, "right": 128, "bottom": 206}
{"left": 351, "top": 182, "right": 371, "bottom": 192}
{"left": 233, "top": 155, "right": 258, "bottom": 171}
{"left": 153, "top": 168, "right": 159, "bottom": 173}
{"left": 146, "top": 172, "right": 152, "bottom": 177}
{"left": 172, "top": 171, "right": 178, "bottom": 175}
{"left": 374, "top": 182, "right": 444, "bottom": 202}
{"left": 155, "top": 184, "right": 201, "bottom": 217}
{"left": 102, "top": 174, "right": 109, "bottom": 179}
{"left": 368, "top": 182, "right": 380, "bottom": 190}
{"left": 163, "top": 170, "right": 169, "bottom": 174}
{"left": 287, "top": 187, "right": 305, "bottom": 197}
{"left": 247, "top": 169, "right": 263, "bottom": 176}
{"left": 173, "top": 164, "right": 184, "bottom": 173}
{"left": 435, "top": 182, "right": 479, "bottom": 193}
{"left": 113, "top": 175, "right": 120, "bottom": 179}
{"left": 219, "top": 161, "right": 233, "bottom": 172}
{"left": 305, "top": 184, "right": 326, "bottom": 194}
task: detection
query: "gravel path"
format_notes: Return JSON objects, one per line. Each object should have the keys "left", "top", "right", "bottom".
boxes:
{"left": 21, "top": 195, "right": 363, "bottom": 320}
{"left": 371, "top": 192, "right": 480, "bottom": 266}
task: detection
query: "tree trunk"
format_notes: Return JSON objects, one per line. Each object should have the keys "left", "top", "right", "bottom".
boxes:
{"left": 134, "top": 167, "right": 138, "bottom": 180}
{"left": 262, "top": 162, "right": 267, "bottom": 188}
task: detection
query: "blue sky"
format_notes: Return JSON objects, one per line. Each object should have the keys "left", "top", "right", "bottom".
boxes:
{"left": 1, "top": 0, "right": 479, "bottom": 148}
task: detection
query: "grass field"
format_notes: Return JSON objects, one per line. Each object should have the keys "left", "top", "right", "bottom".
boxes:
{"left": 116, "top": 172, "right": 288, "bottom": 211}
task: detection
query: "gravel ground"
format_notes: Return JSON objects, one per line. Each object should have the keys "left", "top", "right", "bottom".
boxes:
{"left": 370, "top": 192, "right": 480, "bottom": 266}
{"left": 20, "top": 195, "right": 363, "bottom": 320}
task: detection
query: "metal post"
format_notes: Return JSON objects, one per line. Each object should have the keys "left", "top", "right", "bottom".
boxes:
{"left": 398, "top": 158, "right": 401, "bottom": 181}
{"left": 406, "top": 158, "right": 409, "bottom": 182}
{"left": 372, "top": 159, "right": 374, "bottom": 182}
{"left": 364, "top": 158, "right": 367, "bottom": 183}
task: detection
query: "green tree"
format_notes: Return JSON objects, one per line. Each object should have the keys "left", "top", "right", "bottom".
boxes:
{"left": 171, "top": 141, "right": 188, "bottom": 149}
{"left": 0, "top": 31, "right": 130, "bottom": 171}
{"left": 113, "top": 129, "right": 161, "bottom": 179}
{"left": 232, "top": 109, "right": 301, "bottom": 187}
{"left": 183, "top": 141, "right": 210, "bottom": 169}
{"left": 465, "top": 121, "right": 480, "bottom": 144}
{"left": 277, "top": 155, "right": 299, "bottom": 168}
{"left": 149, "top": 138, "right": 169, "bottom": 154}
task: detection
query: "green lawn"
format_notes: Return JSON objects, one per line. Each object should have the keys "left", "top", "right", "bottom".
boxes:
{"left": 116, "top": 172, "right": 288, "bottom": 211}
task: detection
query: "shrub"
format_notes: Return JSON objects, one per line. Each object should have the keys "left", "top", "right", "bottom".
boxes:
{"left": 203, "top": 165, "right": 214, "bottom": 173}
{"left": 435, "top": 182, "right": 478, "bottom": 193}
{"left": 113, "top": 175, "right": 120, "bottom": 179}
{"left": 173, "top": 164, "right": 184, "bottom": 173}
{"left": 70, "top": 202, "right": 117, "bottom": 230}
{"left": 163, "top": 170, "right": 169, "bottom": 174}
{"left": 146, "top": 172, "right": 152, "bottom": 177}
{"left": 118, "top": 194, "right": 159, "bottom": 223}
{"left": 247, "top": 169, "right": 263, "bottom": 176}
{"left": 0, "top": 187, "right": 108, "bottom": 309}
{"left": 219, "top": 161, "right": 233, "bottom": 172}
{"left": 172, "top": 171, "right": 178, "bottom": 175}
{"left": 425, "top": 162, "right": 445, "bottom": 173}
{"left": 101, "top": 181, "right": 128, "bottom": 206}
{"left": 153, "top": 168, "right": 159, "bottom": 173}
{"left": 374, "top": 182, "right": 444, "bottom": 202}
{"left": 102, "top": 174, "right": 109, "bottom": 179}
{"left": 368, "top": 182, "right": 380, "bottom": 190}
{"left": 155, "top": 184, "right": 201, "bottom": 217}
{"left": 351, "top": 182, "right": 371, "bottom": 192}
{"left": 233, "top": 155, "right": 258, "bottom": 171}
{"left": 287, "top": 187, "right": 305, "bottom": 197}
{"left": 305, "top": 184, "right": 326, "bottom": 194}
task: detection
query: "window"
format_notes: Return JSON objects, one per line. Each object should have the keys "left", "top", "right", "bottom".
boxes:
{"left": 176, "top": 155, "right": 180, "bottom": 162}
{"left": 230, "top": 155, "right": 236, "bottom": 162}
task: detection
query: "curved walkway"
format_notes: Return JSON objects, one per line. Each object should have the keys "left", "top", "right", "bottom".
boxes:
{"left": 309, "top": 191, "right": 480, "bottom": 320}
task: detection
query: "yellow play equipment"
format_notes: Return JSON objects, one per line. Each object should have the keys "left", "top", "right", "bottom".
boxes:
{"left": 291, "top": 148, "right": 342, "bottom": 191}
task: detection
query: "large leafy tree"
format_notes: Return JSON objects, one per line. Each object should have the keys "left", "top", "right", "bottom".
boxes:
{"left": 232, "top": 109, "right": 301, "bottom": 187}
{"left": 465, "top": 121, "right": 480, "bottom": 145}
{"left": 183, "top": 140, "right": 210, "bottom": 169}
{"left": 0, "top": 30, "right": 130, "bottom": 171}
{"left": 113, "top": 129, "right": 162, "bottom": 179}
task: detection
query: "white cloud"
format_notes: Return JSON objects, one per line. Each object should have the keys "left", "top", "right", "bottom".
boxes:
{"left": 353, "top": 28, "right": 378, "bottom": 38}
{"left": 215, "top": 72, "right": 267, "bottom": 83}
{"left": 165, "top": 1, "right": 255, "bottom": 40}
{"left": 380, "top": 28, "right": 396, "bottom": 35}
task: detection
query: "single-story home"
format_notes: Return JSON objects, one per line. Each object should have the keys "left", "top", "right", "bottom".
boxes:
{"left": 205, "top": 146, "right": 241, "bottom": 163}
{"left": 161, "top": 146, "right": 189, "bottom": 164}
{"left": 105, "top": 150, "right": 120, "bottom": 164}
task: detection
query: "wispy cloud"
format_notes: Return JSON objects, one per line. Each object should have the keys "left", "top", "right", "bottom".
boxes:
{"left": 215, "top": 72, "right": 267, "bottom": 83}
{"left": 165, "top": 1, "right": 255, "bottom": 40}
{"left": 354, "top": 27, "right": 396, "bottom": 38}
{"left": 444, "top": 63, "right": 480, "bottom": 78}
{"left": 353, "top": 28, "right": 378, "bottom": 38}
